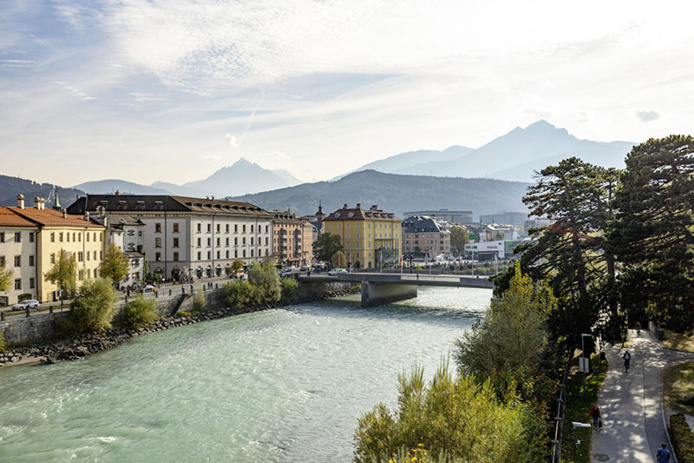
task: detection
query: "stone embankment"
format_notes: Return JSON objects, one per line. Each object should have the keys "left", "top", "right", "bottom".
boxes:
{"left": 0, "top": 288, "right": 358, "bottom": 368}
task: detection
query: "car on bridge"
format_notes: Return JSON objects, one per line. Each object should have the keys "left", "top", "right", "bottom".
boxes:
{"left": 328, "top": 268, "right": 347, "bottom": 276}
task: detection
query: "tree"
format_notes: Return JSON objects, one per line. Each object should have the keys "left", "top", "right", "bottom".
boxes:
{"left": 248, "top": 259, "right": 281, "bottom": 302}
{"left": 231, "top": 259, "right": 244, "bottom": 274}
{"left": 99, "top": 243, "right": 130, "bottom": 285}
{"left": 455, "top": 262, "right": 556, "bottom": 400}
{"left": 312, "top": 233, "right": 343, "bottom": 264}
{"left": 354, "top": 363, "right": 544, "bottom": 462}
{"left": 120, "top": 294, "right": 157, "bottom": 330}
{"left": 0, "top": 264, "right": 12, "bottom": 292}
{"left": 65, "top": 278, "right": 117, "bottom": 334}
{"left": 449, "top": 225, "right": 469, "bottom": 254}
{"left": 44, "top": 249, "right": 77, "bottom": 306}
{"left": 610, "top": 135, "right": 694, "bottom": 330}
{"left": 496, "top": 158, "right": 619, "bottom": 345}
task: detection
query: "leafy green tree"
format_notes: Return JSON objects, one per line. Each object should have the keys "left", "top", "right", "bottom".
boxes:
{"left": 281, "top": 277, "right": 299, "bottom": 299}
{"left": 610, "top": 135, "right": 694, "bottom": 330}
{"left": 248, "top": 259, "right": 281, "bottom": 302}
{"left": 354, "top": 363, "right": 544, "bottom": 463}
{"left": 0, "top": 264, "right": 12, "bottom": 292}
{"left": 192, "top": 287, "right": 207, "bottom": 311}
{"left": 449, "top": 225, "right": 469, "bottom": 254}
{"left": 99, "top": 243, "right": 130, "bottom": 285}
{"left": 231, "top": 259, "right": 244, "bottom": 274}
{"left": 223, "top": 280, "right": 257, "bottom": 308}
{"left": 120, "top": 294, "right": 157, "bottom": 330}
{"left": 455, "top": 262, "right": 556, "bottom": 401}
{"left": 66, "top": 279, "right": 117, "bottom": 334}
{"left": 496, "top": 157, "right": 619, "bottom": 345}
{"left": 44, "top": 249, "right": 77, "bottom": 306}
{"left": 312, "top": 233, "right": 343, "bottom": 263}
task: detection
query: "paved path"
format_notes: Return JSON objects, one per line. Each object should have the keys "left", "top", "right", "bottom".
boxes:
{"left": 591, "top": 330, "right": 694, "bottom": 462}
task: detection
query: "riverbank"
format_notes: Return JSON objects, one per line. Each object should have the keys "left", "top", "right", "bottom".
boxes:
{"left": 0, "top": 288, "right": 359, "bottom": 369}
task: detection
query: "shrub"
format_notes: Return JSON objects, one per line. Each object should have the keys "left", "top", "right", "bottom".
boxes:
{"left": 672, "top": 413, "right": 694, "bottom": 463}
{"left": 248, "top": 260, "right": 281, "bottom": 302}
{"left": 120, "top": 294, "right": 157, "bottom": 330}
{"left": 0, "top": 332, "right": 5, "bottom": 352}
{"left": 62, "top": 279, "right": 117, "bottom": 336}
{"left": 281, "top": 277, "right": 299, "bottom": 299}
{"left": 192, "top": 288, "right": 207, "bottom": 312}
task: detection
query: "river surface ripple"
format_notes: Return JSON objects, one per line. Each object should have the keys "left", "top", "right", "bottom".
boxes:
{"left": 0, "top": 286, "right": 491, "bottom": 462}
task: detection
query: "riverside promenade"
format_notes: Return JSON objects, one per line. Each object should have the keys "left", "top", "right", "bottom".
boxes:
{"left": 591, "top": 330, "right": 694, "bottom": 462}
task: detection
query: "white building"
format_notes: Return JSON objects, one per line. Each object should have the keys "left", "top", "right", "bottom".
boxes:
{"left": 0, "top": 206, "right": 39, "bottom": 306}
{"left": 67, "top": 195, "right": 274, "bottom": 281}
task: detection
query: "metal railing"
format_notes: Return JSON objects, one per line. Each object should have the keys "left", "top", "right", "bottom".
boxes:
{"left": 550, "top": 350, "right": 573, "bottom": 462}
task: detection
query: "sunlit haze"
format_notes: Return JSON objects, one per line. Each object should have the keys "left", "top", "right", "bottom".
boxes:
{"left": 1, "top": 1, "right": 691, "bottom": 187}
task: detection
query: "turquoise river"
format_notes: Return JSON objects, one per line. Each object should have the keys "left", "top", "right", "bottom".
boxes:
{"left": 0, "top": 286, "right": 491, "bottom": 462}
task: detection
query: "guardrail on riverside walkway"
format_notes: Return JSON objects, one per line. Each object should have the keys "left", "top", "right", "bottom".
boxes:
{"left": 550, "top": 350, "right": 573, "bottom": 463}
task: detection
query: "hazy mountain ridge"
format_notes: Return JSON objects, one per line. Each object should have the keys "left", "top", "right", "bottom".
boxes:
{"left": 0, "top": 175, "right": 84, "bottom": 208}
{"left": 340, "top": 145, "right": 474, "bottom": 178}
{"left": 230, "top": 169, "right": 530, "bottom": 219}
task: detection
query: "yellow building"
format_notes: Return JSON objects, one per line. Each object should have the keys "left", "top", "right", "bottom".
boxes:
{"left": 9, "top": 196, "right": 106, "bottom": 302}
{"left": 322, "top": 203, "right": 401, "bottom": 270}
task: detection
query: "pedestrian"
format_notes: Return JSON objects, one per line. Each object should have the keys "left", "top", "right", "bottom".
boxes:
{"left": 623, "top": 350, "right": 631, "bottom": 371}
{"left": 588, "top": 404, "right": 601, "bottom": 428}
{"left": 635, "top": 321, "right": 642, "bottom": 336}
{"left": 656, "top": 443, "right": 670, "bottom": 462}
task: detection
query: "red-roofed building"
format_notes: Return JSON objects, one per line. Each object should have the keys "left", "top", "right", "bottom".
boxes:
{"left": 0, "top": 203, "right": 39, "bottom": 306}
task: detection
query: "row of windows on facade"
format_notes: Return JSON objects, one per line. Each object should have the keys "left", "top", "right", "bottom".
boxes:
{"left": 0, "top": 232, "right": 34, "bottom": 243}
{"left": 12, "top": 267, "right": 99, "bottom": 291}
{"left": 1, "top": 250, "right": 104, "bottom": 268}
{"left": 155, "top": 236, "right": 271, "bottom": 248}
{"left": 0, "top": 255, "right": 34, "bottom": 267}
{"left": 327, "top": 231, "right": 398, "bottom": 240}
{"left": 153, "top": 247, "right": 271, "bottom": 262}
{"left": 50, "top": 231, "right": 102, "bottom": 243}
{"left": 326, "top": 223, "right": 398, "bottom": 230}
{"left": 155, "top": 223, "right": 271, "bottom": 234}
{"left": 404, "top": 240, "right": 447, "bottom": 245}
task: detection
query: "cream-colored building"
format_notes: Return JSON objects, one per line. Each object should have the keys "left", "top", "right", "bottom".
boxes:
{"left": 0, "top": 205, "right": 39, "bottom": 306}
{"left": 8, "top": 196, "right": 106, "bottom": 303}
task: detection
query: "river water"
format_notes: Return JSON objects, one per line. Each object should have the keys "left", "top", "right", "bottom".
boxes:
{"left": 0, "top": 287, "right": 491, "bottom": 462}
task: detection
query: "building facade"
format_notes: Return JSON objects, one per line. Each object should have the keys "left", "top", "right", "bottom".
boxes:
{"left": 272, "top": 211, "right": 304, "bottom": 266}
{"left": 0, "top": 205, "right": 39, "bottom": 306}
{"left": 67, "top": 194, "right": 273, "bottom": 280}
{"left": 403, "top": 209, "right": 473, "bottom": 225}
{"left": 402, "top": 216, "right": 451, "bottom": 259}
{"left": 322, "top": 203, "right": 402, "bottom": 270}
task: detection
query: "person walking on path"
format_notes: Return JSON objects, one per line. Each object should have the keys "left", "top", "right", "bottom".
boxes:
{"left": 656, "top": 443, "right": 670, "bottom": 462}
{"left": 623, "top": 350, "right": 631, "bottom": 371}
{"left": 589, "top": 404, "right": 601, "bottom": 429}
{"left": 636, "top": 321, "right": 642, "bottom": 336}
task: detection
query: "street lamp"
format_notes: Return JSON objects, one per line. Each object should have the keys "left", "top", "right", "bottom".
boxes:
{"left": 572, "top": 422, "right": 592, "bottom": 462}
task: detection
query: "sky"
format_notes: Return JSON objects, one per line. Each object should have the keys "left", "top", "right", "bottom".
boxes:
{"left": 1, "top": 1, "right": 692, "bottom": 187}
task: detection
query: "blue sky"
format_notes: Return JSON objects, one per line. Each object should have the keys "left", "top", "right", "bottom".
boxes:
{"left": 1, "top": 0, "right": 692, "bottom": 187}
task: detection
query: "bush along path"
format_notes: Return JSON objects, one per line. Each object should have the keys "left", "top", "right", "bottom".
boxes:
{"left": 590, "top": 329, "right": 694, "bottom": 462}
{"left": 0, "top": 287, "right": 359, "bottom": 368}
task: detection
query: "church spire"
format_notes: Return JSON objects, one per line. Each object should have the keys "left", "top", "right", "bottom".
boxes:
{"left": 52, "top": 189, "right": 62, "bottom": 211}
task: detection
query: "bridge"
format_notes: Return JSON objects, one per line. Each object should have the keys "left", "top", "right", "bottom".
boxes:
{"left": 298, "top": 272, "right": 494, "bottom": 307}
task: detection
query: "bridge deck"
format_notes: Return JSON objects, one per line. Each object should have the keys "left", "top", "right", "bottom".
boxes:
{"left": 298, "top": 272, "right": 494, "bottom": 289}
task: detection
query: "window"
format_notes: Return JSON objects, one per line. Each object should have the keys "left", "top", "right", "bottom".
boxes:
{"left": 0, "top": 256, "right": 4, "bottom": 266}
{"left": 197, "top": 251, "right": 201, "bottom": 260}
{"left": 78, "top": 252, "right": 84, "bottom": 262}
{"left": 14, "top": 232, "right": 21, "bottom": 242}
{"left": 173, "top": 223, "right": 179, "bottom": 233}
{"left": 173, "top": 252, "right": 179, "bottom": 262}
{"left": 29, "top": 255, "right": 34, "bottom": 266}
{"left": 0, "top": 232, "right": 4, "bottom": 242}
{"left": 50, "top": 232, "right": 55, "bottom": 242}
{"left": 250, "top": 225, "right": 254, "bottom": 233}
{"left": 207, "top": 224, "right": 211, "bottom": 232}
{"left": 14, "top": 255, "right": 21, "bottom": 267}
{"left": 86, "top": 233, "right": 89, "bottom": 242}
{"left": 197, "top": 237, "right": 201, "bottom": 247}
{"left": 217, "top": 251, "right": 220, "bottom": 259}
{"left": 86, "top": 252, "right": 90, "bottom": 261}
{"left": 29, "top": 232, "right": 34, "bottom": 242}
{"left": 207, "top": 251, "right": 211, "bottom": 259}
{"left": 78, "top": 270, "right": 84, "bottom": 281}
{"left": 242, "top": 224, "right": 246, "bottom": 233}
{"left": 226, "top": 238, "right": 229, "bottom": 246}
{"left": 234, "top": 224, "right": 238, "bottom": 233}
{"left": 173, "top": 238, "right": 179, "bottom": 248}
{"left": 226, "top": 250, "right": 229, "bottom": 258}
{"left": 242, "top": 237, "right": 246, "bottom": 245}
{"left": 217, "top": 224, "right": 220, "bottom": 233}
{"left": 234, "top": 237, "right": 238, "bottom": 246}
{"left": 266, "top": 225, "right": 269, "bottom": 233}
{"left": 29, "top": 278, "right": 35, "bottom": 289}
{"left": 226, "top": 224, "right": 229, "bottom": 233}
{"left": 14, "top": 279, "right": 21, "bottom": 290}
{"left": 155, "top": 238, "right": 162, "bottom": 248}
{"left": 94, "top": 269, "right": 98, "bottom": 278}
{"left": 156, "top": 252, "right": 162, "bottom": 261}
{"left": 50, "top": 253, "right": 55, "bottom": 264}
{"left": 217, "top": 238, "right": 220, "bottom": 246}
{"left": 235, "top": 250, "right": 238, "bottom": 258}
{"left": 207, "top": 238, "right": 211, "bottom": 247}
{"left": 155, "top": 223, "right": 162, "bottom": 233}
{"left": 197, "top": 223, "right": 202, "bottom": 232}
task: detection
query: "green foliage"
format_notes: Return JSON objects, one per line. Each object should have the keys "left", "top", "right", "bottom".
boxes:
{"left": 671, "top": 413, "right": 694, "bottom": 463}
{"left": 248, "top": 260, "right": 281, "bottom": 302}
{"left": 354, "top": 363, "right": 545, "bottom": 463}
{"left": 192, "top": 288, "right": 207, "bottom": 312}
{"left": 223, "top": 280, "right": 259, "bottom": 308}
{"left": 610, "top": 135, "right": 694, "bottom": 331}
{"left": 231, "top": 259, "right": 244, "bottom": 274}
{"left": 281, "top": 277, "right": 299, "bottom": 299}
{"left": 99, "top": 243, "right": 130, "bottom": 285}
{"left": 313, "top": 233, "right": 343, "bottom": 263}
{"left": 455, "top": 262, "right": 555, "bottom": 401}
{"left": 449, "top": 226, "right": 469, "bottom": 254}
{"left": 0, "top": 332, "right": 5, "bottom": 352}
{"left": 64, "top": 278, "right": 117, "bottom": 335}
{"left": 44, "top": 249, "right": 77, "bottom": 302}
{"left": 0, "top": 264, "right": 12, "bottom": 292}
{"left": 120, "top": 294, "right": 157, "bottom": 330}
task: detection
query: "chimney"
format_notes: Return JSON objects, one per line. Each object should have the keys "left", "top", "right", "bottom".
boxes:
{"left": 343, "top": 203, "right": 348, "bottom": 209}
{"left": 17, "top": 194, "right": 25, "bottom": 209}
{"left": 356, "top": 203, "right": 361, "bottom": 209}
{"left": 371, "top": 205, "right": 378, "bottom": 211}
{"left": 40, "top": 198, "right": 45, "bottom": 210}
{"left": 62, "top": 208, "right": 67, "bottom": 219}
{"left": 85, "top": 211, "right": 90, "bottom": 222}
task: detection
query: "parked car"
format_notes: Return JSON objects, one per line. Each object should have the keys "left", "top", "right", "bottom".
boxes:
{"left": 142, "top": 285, "right": 157, "bottom": 293}
{"left": 12, "top": 300, "right": 39, "bottom": 311}
{"left": 328, "top": 268, "right": 347, "bottom": 276}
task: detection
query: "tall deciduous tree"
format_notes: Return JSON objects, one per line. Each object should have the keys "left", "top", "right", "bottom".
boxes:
{"left": 99, "top": 243, "right": 130, "bottom": 285}
{"left": 312, "top": 233, "right": 343, "bottom": 264}
{"left": 610, "top": 135, "right": 694, "bottom": 330}
{"left": 0, "top": 264, "right": 12, "bottom": 292}
{"left": 66, "top": 278, "right": 117, "bottom": 334}
{"left": 449, "top": 225, "right": 469, "bottom": 254}
{"left": 496, "top": 157, "right": 620, "bottom": 345}
{"left": 44, "top": 249, "right": 77, "bottom": 306}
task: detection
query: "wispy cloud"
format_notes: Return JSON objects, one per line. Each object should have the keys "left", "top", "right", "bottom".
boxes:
{"left": 636, "top": 109, "right": 660, "bottom": 122}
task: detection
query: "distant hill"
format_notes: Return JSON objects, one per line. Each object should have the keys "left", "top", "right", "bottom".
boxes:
{"left": 0, "top": 174, "right": 84, "bottom": 208}
{"left": 362, "top": 121, "right": 634, "bottom": 182}
{"left": 230, "top": 170, "right": 530, "bottom": 220}
{"left": 272, "top": 169, "right": 303, "bottom": 186}
{"left": 72, "top": 179, "right": 172, "bottom": 195}
{"left": 343, "top": 145, "right": 474, "bottom": 178}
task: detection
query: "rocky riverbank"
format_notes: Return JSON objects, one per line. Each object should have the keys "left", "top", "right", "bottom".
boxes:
{"left": 0, "top": 288, "right": 359, "bottom": 368}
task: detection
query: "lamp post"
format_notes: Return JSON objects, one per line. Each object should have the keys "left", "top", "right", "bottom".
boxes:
{"left": 572, "top": 422, "right": 592, "bottom": 462}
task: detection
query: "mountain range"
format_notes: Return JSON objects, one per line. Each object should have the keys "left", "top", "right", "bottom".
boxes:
{"left": 0, "top": 175, "right": 84, "bottom": 209}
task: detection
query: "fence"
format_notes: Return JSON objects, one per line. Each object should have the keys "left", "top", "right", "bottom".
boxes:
{"left": 550, "top": 350, "right": 574, "bottom": 462}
